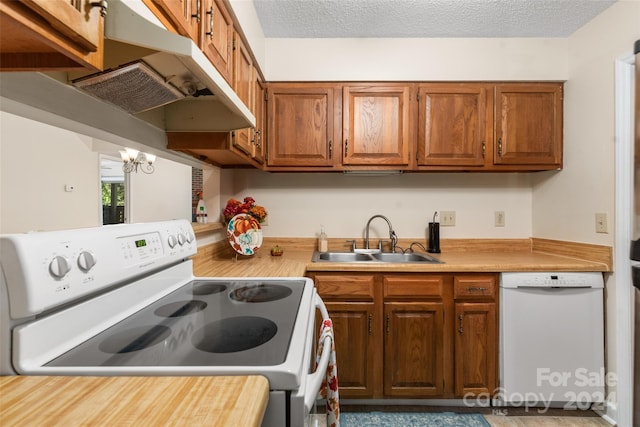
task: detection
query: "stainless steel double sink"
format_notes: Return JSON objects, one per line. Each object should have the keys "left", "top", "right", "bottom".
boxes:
{"left": 311, "top": 251, "right": 442, "bottom": 263}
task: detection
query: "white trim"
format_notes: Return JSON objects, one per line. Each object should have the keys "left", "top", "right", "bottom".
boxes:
{"left": 613, "top": 52, "right": 635, "bottom": 427}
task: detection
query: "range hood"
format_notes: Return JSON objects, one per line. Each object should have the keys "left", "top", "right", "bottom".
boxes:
{"left": 71, "top": 0, "right": 255, "bottom": 131}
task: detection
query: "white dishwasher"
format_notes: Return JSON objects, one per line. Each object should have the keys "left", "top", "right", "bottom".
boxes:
{"left": 499, "top": 272, "right": 605, "bottom": 409}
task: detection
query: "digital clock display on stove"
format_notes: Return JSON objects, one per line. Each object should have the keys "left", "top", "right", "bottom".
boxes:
{"left": 135, "top": 239, "right": 147, "bottom": 248}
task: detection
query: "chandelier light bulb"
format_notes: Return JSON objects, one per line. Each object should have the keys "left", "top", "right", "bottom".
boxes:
{"left": 120, "top": 147, "right": 156, "bottom": 174}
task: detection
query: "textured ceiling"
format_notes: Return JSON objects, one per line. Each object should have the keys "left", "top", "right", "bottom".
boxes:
{"left": 252, "top": 0, "right": 617, "bottom": 38}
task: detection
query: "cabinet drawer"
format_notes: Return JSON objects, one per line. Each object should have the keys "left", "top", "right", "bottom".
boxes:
{"left": 383, "top": 275, "right": 444, "bottom": 298}
{"left": 314, "top": 275, "right": 375, "bottom": 300}
{"left": 454, "top": 275, "right": 497, "bottom": 300}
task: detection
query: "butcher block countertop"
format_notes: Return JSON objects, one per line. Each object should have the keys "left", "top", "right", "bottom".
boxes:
{"left": 0, "top": 375, "right": 269, "bottom": 427}
{"left": 192, "top": 237, "right": 611, "bottom": 277}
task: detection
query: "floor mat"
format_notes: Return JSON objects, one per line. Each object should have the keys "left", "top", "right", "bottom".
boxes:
{"left": 340, "top": 411, "right": 490, "bottom": 427}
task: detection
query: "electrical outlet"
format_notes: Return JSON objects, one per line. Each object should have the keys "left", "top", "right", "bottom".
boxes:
{"left": 494, "top": 211, "right": 505, "bottom": 227}
{"left": 595, "top": 213, "right": 607, "bottom": 233}
{"left": 440, "top": 211, "right": 456, "bottom": 226}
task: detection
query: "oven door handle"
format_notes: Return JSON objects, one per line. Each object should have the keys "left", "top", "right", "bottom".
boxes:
{"left": 304, "top": 294, "right": 333, "bottom": 412}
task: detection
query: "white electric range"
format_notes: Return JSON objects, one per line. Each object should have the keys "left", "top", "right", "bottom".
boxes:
{"left": 0, "top": 219, "right": 331, "bottom": 427}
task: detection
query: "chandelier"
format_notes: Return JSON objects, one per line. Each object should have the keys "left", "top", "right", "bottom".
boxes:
{"left": 119, "top": 148, "right": 156, "bottom": 174}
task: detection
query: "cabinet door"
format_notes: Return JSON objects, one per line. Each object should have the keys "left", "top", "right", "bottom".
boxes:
{"left": 231, "top": 32, "right": 254, "bottom": 156}
{"left": 417, "top": 84, "right": 490, "bottom": 167}
{"left": 22, "top": 0, "right": 101, "bottom": 51}
{"left": 324, "top": 302, "right": 380, "bottom": 397}
{"left": 454, "top": 302, "right": 497, "bottom": 397}
{"left": 266, "top": 85, "right": 339, "bottom": 167}
{"left": 151, "top": 0, "right": 199, "bottom": 41}
{"left": 200, "top": 0, "right": 233, "bottom": 84}
{"left": 343, "top": 85, "right": 410, "bottom": 166}
{"left": 494, "top": 83, "right": 563, "bottom": 166}
{"left": 1, "top": 0, "right": 104, "bottom": 70}
{"left": 384, "top": 302, "right": 444, "bottom": 396}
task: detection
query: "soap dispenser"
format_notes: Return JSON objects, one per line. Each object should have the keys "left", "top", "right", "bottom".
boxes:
{"left": 318, "top": 226, "right": 328, "bottom": 252}
{"left": 428, "top": 212, "right": 441, "bottom": 253}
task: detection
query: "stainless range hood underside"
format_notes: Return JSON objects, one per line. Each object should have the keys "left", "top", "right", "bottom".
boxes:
{"left": 72, "top": 61, "right": 185, "bottom": 114}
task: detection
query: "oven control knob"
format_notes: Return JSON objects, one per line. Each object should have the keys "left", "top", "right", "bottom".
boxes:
{"left": 185, "top": 232, "right": 194, "bottom": 243}
{"left": 167, "top": 235, "right": 178, "bottom": 248}
{"left": 49, "top": 256, "right": 71, "bottom": 279}
{"left": 177, "top": 233, "right": 185, "bottom": 246}
{"left": 77, "top": 251, "right": 97, "bottom": 272}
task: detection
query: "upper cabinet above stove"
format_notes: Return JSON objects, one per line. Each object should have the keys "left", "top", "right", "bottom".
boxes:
{"left": 0, "top": 0, "right": 105, "bottom": 71}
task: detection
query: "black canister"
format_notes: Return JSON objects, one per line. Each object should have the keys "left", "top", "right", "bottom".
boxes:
{"left": 428, "top": 212, "right": 440, "bottom": 253}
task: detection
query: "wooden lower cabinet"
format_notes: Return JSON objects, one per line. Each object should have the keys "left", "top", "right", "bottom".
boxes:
{"left": 325, "top": 302, "right": 379, "bottom": 397}
{"left": 312, "top": 272, "right": 497, "bottom": 399}
{"left": 384, "top": 302, "right": 444, "bottom": 396}
{"left": 453, "top": 274, "right": 499, "bottom": 397}
{"left": 454, "top": 302, "right": 497, "bottom": 396}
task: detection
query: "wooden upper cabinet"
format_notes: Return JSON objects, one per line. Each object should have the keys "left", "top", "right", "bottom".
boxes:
{"left": 417, "top": 84, "right": 490, "bottom": 167}
{"left": 494, "top": 83, "right": 563, "bottom": 167}
{"left": 0, "top": 0, "right": 104, "bottom": 70}
{"left": 343, "top": 85, "right": 411, "bottom": 166}
{"left": 200, "top": 0, "right": 233, "bottom": 84}
{"left": 150, "top": 0, "right": 199, "bottom": 41}
{"left": 231, "top": 32, "right": 254, "bottom": 156}
{"left": 266, "top": 84, "right": 340, "bottom": 168}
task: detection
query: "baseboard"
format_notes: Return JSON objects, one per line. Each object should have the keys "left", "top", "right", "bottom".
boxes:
{"left": 594, "top": 401, "right": 617, "bottom": 426}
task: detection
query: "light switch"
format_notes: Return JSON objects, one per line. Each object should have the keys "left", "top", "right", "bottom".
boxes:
{"left": 595, "top": 213, "right": 607, "bottom": 233}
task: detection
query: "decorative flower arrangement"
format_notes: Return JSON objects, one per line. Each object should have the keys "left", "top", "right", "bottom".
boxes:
{"left": 223, "top": 197, "right": 268, "bottom": 224}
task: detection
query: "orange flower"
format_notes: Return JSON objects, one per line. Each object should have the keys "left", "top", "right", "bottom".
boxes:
{"left": 223, "top": 197, "right": 267, "bottom": 223}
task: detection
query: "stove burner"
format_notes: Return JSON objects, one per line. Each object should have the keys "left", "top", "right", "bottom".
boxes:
{"left": 154, "top": 300, "right": 207, "bottom": 317}
{"left": 230, "top": 284, "right": 293, "bottom": 303}
{"left": 99, "top": 325, "right": 171, "bottom": 354}
{"left": 192, "top": 316, "right": 277, "bottom": 353}
{"left": 191, "top": 282, "right": 228, "bottom": 295}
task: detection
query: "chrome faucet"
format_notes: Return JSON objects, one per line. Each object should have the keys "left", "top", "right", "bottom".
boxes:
{"left": 365, "top": 215, "right": 398, "bottom": 253}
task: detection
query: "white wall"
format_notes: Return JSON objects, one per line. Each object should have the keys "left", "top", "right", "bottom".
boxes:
{"left": 264, "top": 38, "right": 568, "bottom": 81}
{"left": 128, "top": 156, "right": 192, "bottom": 223}
{"left": 0, "top": 111, "right": 193, "bottom": 233}
{"left": 533, "top": 1, "right": 640, "bottom": 245}
{"left": 0, "top": 111, "right": 101, "bottom": 233}
{"left": 530, "top": 2, "right": 640, "bottom": 421}
{"left": 224, "top": 170, "right": 533, "bottom": 240}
